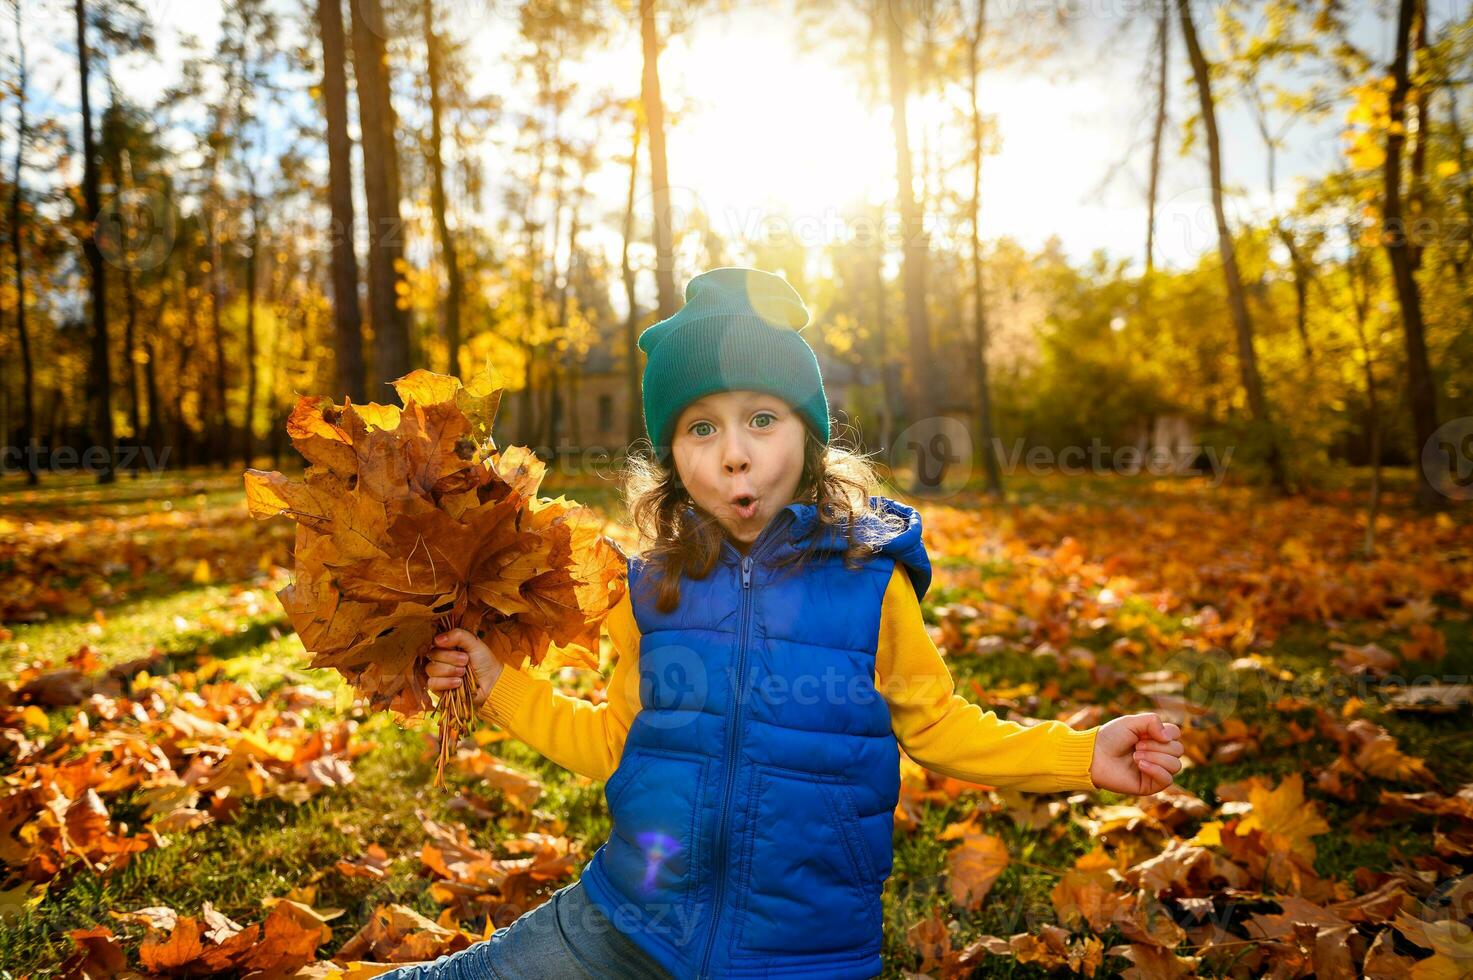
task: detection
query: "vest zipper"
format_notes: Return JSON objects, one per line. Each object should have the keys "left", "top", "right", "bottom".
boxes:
{"left": 697, "top": 513, "right": 791, "bottom": 978}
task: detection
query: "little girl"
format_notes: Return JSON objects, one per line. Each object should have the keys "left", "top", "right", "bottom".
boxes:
{"left": 384, "top": 267, "right": 1184, "bottom": 980}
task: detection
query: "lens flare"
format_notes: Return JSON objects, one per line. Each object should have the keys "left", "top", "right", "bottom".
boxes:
{"left": 635, "top": 831, "right": 682, "bottom": 892}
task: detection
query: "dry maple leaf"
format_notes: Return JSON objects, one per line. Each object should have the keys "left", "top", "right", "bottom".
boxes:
{"left": 335, "top": 903, "right": 467, "bottom": 963}
{"left": 245, "top": 368, "right": 627, "bottom": 786}
{"left": 940, "top": 818, "right": 1010, "bottom": 910}
{"left": 58, "top": 926, "right": 134, "bottom": 980}
{"left": 128, "top": 899, "right": 333, "bottom": 976}
{"left": 1108, "top": 941, "right": 1200, "bottom": 979}
{"left": 1052, "top": 846, "right": 1124, "bottom": 932}
{"left": 1235, "top": 773, "right": 1330, "bottom": 863}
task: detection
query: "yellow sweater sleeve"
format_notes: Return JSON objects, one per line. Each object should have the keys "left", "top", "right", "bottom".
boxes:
{"left": 877, "top": 564, "right": 1099, "bottom": 793}
{"left": 474, "top": 590, "right": 640, "bottom": 782}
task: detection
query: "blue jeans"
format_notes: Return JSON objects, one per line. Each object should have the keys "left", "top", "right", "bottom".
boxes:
{"left": 374, "top": 878, "right": 673, "bottom": 979}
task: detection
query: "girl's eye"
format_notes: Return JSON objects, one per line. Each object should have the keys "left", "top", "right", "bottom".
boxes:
{"left": 689, "top": 421, "right": 715, "bottom": 438}
{"left": 752, "top": 412, "right": 776, "bottom": 429}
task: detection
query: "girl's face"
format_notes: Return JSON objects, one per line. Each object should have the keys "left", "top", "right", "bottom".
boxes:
{"left": 671, "top": 389, "right": 806, "bottom": 553}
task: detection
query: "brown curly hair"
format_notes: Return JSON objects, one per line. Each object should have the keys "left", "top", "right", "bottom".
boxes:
{"left": 620, "top": 424, "right": 909, "bottom": 613}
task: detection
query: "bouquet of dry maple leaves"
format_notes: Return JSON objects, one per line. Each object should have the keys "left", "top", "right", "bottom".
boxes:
{"left": 244, "top": 369, "right": 627, "bottom": 786}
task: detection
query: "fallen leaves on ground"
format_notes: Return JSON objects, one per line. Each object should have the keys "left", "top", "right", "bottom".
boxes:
{"left": 5, "top": 478, "right": 1471, "bottom": 977}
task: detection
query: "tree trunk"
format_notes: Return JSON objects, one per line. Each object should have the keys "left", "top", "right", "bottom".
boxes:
{"left": 1344, "top": 224, "right": 1381, "bottom": 556}
{"left": 208, "top": 114, "right": 231, "bottom": 468}
{"left": 535, "top": 124, "right": 570, "bottom": 455}
{"left": 563, "top": 212, "right": 582, "bottom": 452}
{"left": 10, "top": 0, "right": 37, "bottom": 484}
{"left": 242, "top": 183, "right": 259, "bottom": 468}
{"left": 268, "top": 258, "right": 289, "bottom": 470}
{"left": 122, "top": 261, "right": 140, "bottom": 476}
{"left": 1445, "top": 87, "right": 1473, "bottom": 289}
{"left": 316, "top": 0, "right": 365, "bottom": 401}
{"left": 175, "top": 242, "right": 200, "bottom": 467}
{"left": 143, "top": 321, "right": 163, "bottom": 457}
{"left": 640, "top": 0, "right": 677, "bottom": 320}
{"left": 1409, "top": 0, "right": 1428, "bottom": 272}
{"left": 45, "top": 385, "right": 61, "bottom": 452}
{"left": 1384, "top": 0, "right": 1441, "bottom": 510}
{"left": 105, "top": 97, "right": 144, "bottom": 477}
{"left": 1145, "top": 0, "right": 1168, "bottom": 273}
{"left": 1274, "top": 224, "right": 1314, "bottom": 362}
{"left": 210, "top": 221, "right": 230, "bottom": 466}
{"left": 568, "top": 356, "right": 581, "bottom": 452}
{"left": 1175, "top": 0, "right": 1289, "bottom": 494}
{"left": 517, "top": 231, "right": 538, "bottom": 448}
{"left": 621, "top": 115, "right": 644, "bottom": 448}
{"left": 884, "top": 0, "right": 941, "bottom": 493}
{"left": 76, "top": 0, "right": 116, "bottom": 483}
{"left": 515, "top": 141, "right": 546, "bottom": 448}
{"left": 965, "top": 3, "right": 1002, "bottom": 499}
{"left": 422, "top": 0, "right": 463, "bottom": 377}
{"left": 351, "top": 0, "right": 413, "bottom": 391}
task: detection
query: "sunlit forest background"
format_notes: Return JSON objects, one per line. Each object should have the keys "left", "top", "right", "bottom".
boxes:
{"left": 3, "top": 0, "right": 1473, "bottom": 977}
{"left": 3, "top": 0, "right": 1471, "bottom": 502}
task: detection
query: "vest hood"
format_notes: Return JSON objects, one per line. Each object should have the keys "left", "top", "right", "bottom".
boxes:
{"left": 676, "top": 495, "right": 933, "bottom": 601}
{"left": 785, "top": 494, "right": 933, "bottom": 602}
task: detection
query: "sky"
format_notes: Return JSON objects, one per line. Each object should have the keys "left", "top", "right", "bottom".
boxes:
{"left": 7, "top": 0, "right": 1432, "bottom": 308}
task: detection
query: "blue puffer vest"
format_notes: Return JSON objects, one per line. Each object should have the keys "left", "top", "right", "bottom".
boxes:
{"left": 578, "top": 495, "right": 932, "bottom": 979}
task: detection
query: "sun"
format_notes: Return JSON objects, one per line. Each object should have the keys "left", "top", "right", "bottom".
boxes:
{"left": 665, "top": 40, "right": 895, "bottom": 244}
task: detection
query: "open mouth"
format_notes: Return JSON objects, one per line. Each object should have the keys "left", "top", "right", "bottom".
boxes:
{"left": 730, "top": 494, "right": 760, "bottom": 520}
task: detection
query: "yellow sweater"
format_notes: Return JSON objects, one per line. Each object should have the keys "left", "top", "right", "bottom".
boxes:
{"left": 477, "top": 564, "right": 1099, "bottom": 794}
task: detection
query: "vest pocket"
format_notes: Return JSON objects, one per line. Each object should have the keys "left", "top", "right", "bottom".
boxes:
{"left": 601, "top": 747, "right": 706, "bottom": 944}
{"left": 732, "top": 763, "right": 883, "bottom": 956}
{"left": 830, "top": 780, "right": 880, "bottom": 886}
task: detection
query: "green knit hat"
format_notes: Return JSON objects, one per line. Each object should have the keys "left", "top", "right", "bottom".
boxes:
{"left": 638, "top": 267, "right": 830, "bottom": 465}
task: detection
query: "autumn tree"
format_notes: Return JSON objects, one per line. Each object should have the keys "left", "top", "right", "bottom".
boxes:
{"left": 8, "top": 0, "right": 37, "bottom": 484}
{"left": 73, "top": 0, "right": 152, "bottom": 482}
{"left": 881, "top": 1, "right": 943, "bottom": 493}
{"left": 98, "top": 80, "right": 172, "bottom": 473}
{"left": 1381, "top": 0, "right": 1442, "bottom": 510}
{"left": 1175, "top": 0, "right": 1290, "bottom": 494}
{"left": 640, "top": 0, "right": 677, "bottom": 321}
{"left": 504, "top": 0, "right": 605, "bottom": 451}
{"left": 313, "top": 0, "right": 365, "bottom": 402}
{"left": 351, "top": 0, "right": 413, "bottom": 391}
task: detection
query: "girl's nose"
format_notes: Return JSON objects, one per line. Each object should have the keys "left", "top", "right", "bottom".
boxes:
{"left": 722, "top": 441, "right": 750, "bottom": 472}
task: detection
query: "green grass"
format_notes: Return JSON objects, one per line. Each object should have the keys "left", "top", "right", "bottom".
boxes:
{"left": 1, "top": 583, "right": 290, "bottom": 682}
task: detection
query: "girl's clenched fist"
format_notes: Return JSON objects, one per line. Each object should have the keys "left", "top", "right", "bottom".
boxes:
{"left": 426, "top": 629, "right": 503, "bottom": 709}
{"left": 1088, "top": 712, "right": 1185, "bottom": 795}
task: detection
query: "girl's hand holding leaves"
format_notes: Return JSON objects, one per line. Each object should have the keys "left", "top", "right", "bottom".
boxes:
{"left": 244, "top": 368, "right": 627, "bottom": 786}
{"left": 427, "top": 629, "right": 503, "bottom": 710}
